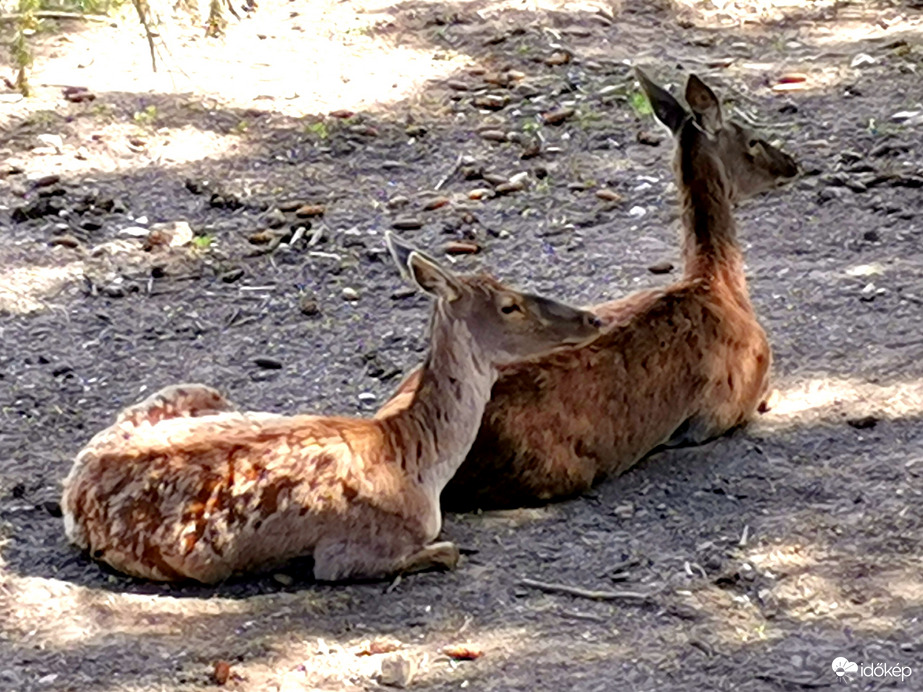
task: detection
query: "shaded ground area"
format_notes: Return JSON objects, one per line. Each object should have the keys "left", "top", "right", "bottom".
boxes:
{"left": 1, "top": 0, "right": 922, "bottom": 689}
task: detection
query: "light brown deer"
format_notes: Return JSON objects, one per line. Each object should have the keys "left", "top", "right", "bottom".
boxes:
{"left": 60, "top": 233, "right": 601, "bottom": 583}
{"left": 377, "top": 69, "right": 799, "bottom": 510}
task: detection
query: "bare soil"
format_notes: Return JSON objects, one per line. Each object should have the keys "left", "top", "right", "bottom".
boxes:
{"left": 1, "top": 1, "right": 922, "bottom": 690}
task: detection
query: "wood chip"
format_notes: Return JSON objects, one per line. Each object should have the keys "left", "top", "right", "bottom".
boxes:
{"left": 542, "top": 108, "right": 575, "bottom": 125}
{"left": 442, "top": 644, "right": 483, "bottom": 660}
{"left": 445, "top": 241, "right": 481, "bottom": 255}
{"left": 295, "top": 204, "right": 326, "bottom": 218}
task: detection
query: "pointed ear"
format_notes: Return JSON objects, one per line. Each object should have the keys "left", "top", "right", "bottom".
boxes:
{"left": 685, "top": 74, "right": 723, "bottom": 132}
{"left": 407, "top": 251, "right": 462, "bottom": 302}
{"left": 635, "top": 67, "right": 687, "bottom": 135}
{"left": 385, "top": 231, "right": 416, "bottom": 278}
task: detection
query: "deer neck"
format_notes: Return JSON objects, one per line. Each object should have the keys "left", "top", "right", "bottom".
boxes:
{"left": 381, "top": 306, "right": 495, "bottom": 498}
{"left": 677, "top": 133, "right": 748, "bottom": 300}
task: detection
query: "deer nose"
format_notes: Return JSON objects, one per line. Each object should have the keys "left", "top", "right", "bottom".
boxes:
{"left": 587, "top": 315, "right": 603, "bottom": 329}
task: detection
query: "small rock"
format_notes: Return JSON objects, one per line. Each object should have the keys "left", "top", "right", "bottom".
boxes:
{"left": 277, "top": 199, "right": 304, "bottom": 212}
{"left": 295, "top": 204, "right": 325, "bottom": 218}
{"left": 49, "top": 235, "right": 81, "bottom": 248}
{"left": 447, "top": 80, "right": 469, "bottom": 91}
{"left": 479, "top": 129, "right": 508, "bottom": 142}
{"left": 379, "top": 654, "right": 416, "bottom": 689}
{"left": 442, "top": 644, "right": 483, "bottom": 661}
{"left": 636, "top": 131, "right": 663, "bottom": 146}
{"left": 147, "top": 220, "right": 193, "bottom": 248}
{"left": 330, "top": 109, "right": 355, "bottom": 119}
{"left": 483, "top": 173, "right": 509, "bottom": 187}
{"left": 391, "top": 217, "right": 423, "bottom": 230}
{"left": 63, "top": 87, "right": 96, "bottom": 103}
{"left": 495, "top": 181, "right": 524, "bottom": 195}
{"left": 648, "top": 261, "right": 674, "bottom": 275}
{"left": 263, "top": 208, "right": 287, "bottom": 228}
{"left": 358, "top": 392, "right": 376, "bottom": 402}
{"left": 248, "top": 230, "right": 276, "bottom": 245}
{"left": 473, "top": 95, "right": 509, "bottom": 111}
{"left": 468, "top": 188, "right": 493, "bottom": 200}
{"left": 544, "top": 51, "right": 571, "bottom": 66}
{"left": 43, "top": 501, "right": 63, "bottom": 518}
{"left": 388, "top": 195, "right": 411, "bottom": 209}
{"left": 508, "top": 171, "right": 529, "bottom": 186}
{"left": 850, "top": 53, "right": 876, "bottom": 68}
{"left": 212, "top": 660, "right": 232, "bottom": 685}
{"left": 32, "top": 174, "right": 61, "bottom": 189}
{"left": 254, "top": 357, "right": 283, "bottom": 370}
{"left": 542, "top": 108, "right": 575, "bottom": 125}
{"left": 81, "top": 218, "right": 104, "bottom": 232}
{"left": 423, "top": 196, "right": 449, "bottom": 211}
{"left": 119, "top": 226, "right": 150, "bottom": 238}
{"left": 863, "top": 229, "right": 880, "bottom": 242}
{"left": 299, "top": 297, "right": 320, "bottom": 316}
{"left": 891, "top": 110, "right": 923, "bottom": 124}
{"left": 185, "top": 178, "right": 206, "bottom": 195}
{"left": 845, "top": 179, "right": 868, "bottom": 193}
{"left": 628, "top": 205, "right": 647, "bottom": 218}
{"left": 847, "top": 415, "right": 878, "bottom": 429}
{"left": 391, "top": 286, "right": 416, "bottom": 300}
{"left": 595, "top": 189, "right": 624, "bottom": 203}
{"left": 37, "top": 134, "right": 64, "bottom": 152}
{"left": 220, "top": 268, "right": 244, "bottom": 283}
{"left": 445, "top": 241, "right": 480, "bottom": 255}
{"left": 342, "top": 287, "right": 360, "bottom": 301}
{"left": 272, "top": 573, "right": 294, "bottom": 586}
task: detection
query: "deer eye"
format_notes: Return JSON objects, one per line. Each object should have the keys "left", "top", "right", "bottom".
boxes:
{"left": 500, "top": 302, "right": 522, "bottom": 314}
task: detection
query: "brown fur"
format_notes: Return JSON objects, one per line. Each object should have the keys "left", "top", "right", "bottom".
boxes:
{"left": 377, "top": 70, "right": 799, "bottom": 510}
{"left": 61, "top": 240, "right": 600, "bottom": 583}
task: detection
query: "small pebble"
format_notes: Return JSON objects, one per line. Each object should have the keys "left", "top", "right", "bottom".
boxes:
{"left": 295, "top": 204, "right": 325, "bottom": 218}
{"left": 254, "top": 357, "right": 283, "bottom": 370}
{"left": 391, "top": 217, "right": 423, "bottom": 230}
{"left": 648, "top": 261, "right": 674, "bottom": 275}
{"left": 480, "top": 129, "right": 508, "bottom": 142}
{"left": 445, "top": 241, "right": 481, "bottom": 255}
{"left": 542, "top": 108, "right": 575, "bottom": 125}
{"left": 468, "top": 188, "right": 493, "bottom": 200}
{"left": 342, "top": 287, "right": 360, "bottom": 301}
{"left": 596, "top": 189, "right": 624, "bottom": 203}
{"left": 299, "top": 297, "right": 320, "bottom": 316}
{"left": 423, "top": 196, "right": 449, "bottom": 211}
{"left": 495, "top": 181, "right": 524, "bottom": 195}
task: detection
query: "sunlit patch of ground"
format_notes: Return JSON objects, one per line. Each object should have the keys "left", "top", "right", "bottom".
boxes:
{"left": 0, "top": 259, "right": 84, "bottom": 315}
{"left": 756, "top": 376, "right": 923, "bottom": 430}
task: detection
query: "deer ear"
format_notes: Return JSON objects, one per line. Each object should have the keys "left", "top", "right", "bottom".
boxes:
{"left": 635, "top": 67, "right": 686, "bottom": 135}
{"left": 685, "top": 74, "right": 723, "bottom": 132}
{"left": 407, "top": 252, "right": 462, "bottom": 302}
{"left": 385, "top": 231, "right": 417, "bottom": 278}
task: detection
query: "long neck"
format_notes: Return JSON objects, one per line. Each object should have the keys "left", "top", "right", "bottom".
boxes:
{"left": 677, "top": 129, "right": 748, "bottom": 301}
{"left": 380, "top": 305, "right": 496, "bottom": 498}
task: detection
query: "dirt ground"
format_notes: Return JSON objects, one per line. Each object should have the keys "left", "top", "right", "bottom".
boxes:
{"left": 1, "top": 0, "right": 922, "bottom": 690}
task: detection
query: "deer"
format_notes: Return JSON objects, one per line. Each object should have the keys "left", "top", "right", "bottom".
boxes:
{"left": 376, "top": 69, "right": 799, "bottom": 510}
{"left": 60, "top": 233, "right": 602, "bottom": 583}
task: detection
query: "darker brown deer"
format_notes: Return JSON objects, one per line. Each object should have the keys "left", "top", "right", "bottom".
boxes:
{"left": 61, "top": 233, "right": 601, "bottom": 583}
{"left": 377, "top": 69, "right": 798, "bottom": 510}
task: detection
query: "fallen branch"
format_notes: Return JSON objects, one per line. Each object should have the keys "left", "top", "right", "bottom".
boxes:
{"left": 0, "top": 11, "right": 111, "bottom": 23}
{"left": 518, "top": 578, "right": 651, "bottom": 601}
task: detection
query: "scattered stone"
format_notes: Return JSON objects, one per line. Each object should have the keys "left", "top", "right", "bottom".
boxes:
{"left": 845, "top": 179, "right": 868, "bottom": 193}
{"left": 358, "top": 392, "right": 376, "bottom": 403}
{"left": 483, "top": 173, "right": 509, "bottom": 187}
{"left": 388, "top": 195, "right": 410, "bottom": 209}
{"left": 391, "top": 217, "right": 423, "bottom": 230}
{"left": 473, "top": 94, "right": 509, "bottom": 111}
{"left": 508, "top": 171, "right": 529, "bottom": 186}
{"left": 636, "top": 131, "right": 663, "bottom": 146}
{"left": 542, "top": 108, "right": 575, "bottom": 125}
{"left": 263, "top": 208, "right": 287, "bottom": 228}
{"left": 220, "top": 268, "right": 245, "bottom": 283}
{"left": 43, "top": 501, "right": 63, "bottom": 518}
{"left": 295, "top": 204, "right": 326, "bottom": 218}
{"left": 254, "top": 357, "right": 283, "bottom": 370}
{"left": 379, "top": 654, "right": 416, "bottom": 689}
{"left": 495, "top": 181, "right": 524, "bottom": 195}
{"left": 272, "top": 573, "right": 294, "bottom": 586}
{"left": 37, "top": 134, "right": 64, "bottom": 152}
{"left": 423, "top": 196, "right": 449, "bottom": 211}
{"left": 184, "top": 178, "right": 206, "bottom": 195}
{"left": 63, "top": 86, "right": 96, "bottom": 103}
{"left": 648, "top": 261, "right": 674, "bottom": 275}
{"left": 595, "top": 189, "right": 624, "bottom": 203}
{"left": 447, "top": 80, "right": 469, "bottom": 91}
{"left": 847, "top": 415, "right": 878, "bottom": 429}
{"left": 445, "top": 241, "right": 481, "bottom": 255}
{"left": 356, "top": 637, "right": 402, "bottom": 656}
{"left": 391, "top": 286, "right": 416, "bottom": 300}
{"left": 850, "top": 53, "right": 876, "bottom": 68}
{"left": 1, "top": 163, "right": 25, "bottom": 177}
{"left": 330, "top": 109, "right": 355, "bottom": 119}
{"left": 299, "top": 296, "right": 320, "bottom": 316}
{"left": 32, "top": 174, "right": 61, "bottom": 189}
{"left": 278, "top": 199, "right": 306, "bottom": 212}
{"left": 50, "top": 235, "right": 80, "bottom": 249}
{"left": 891, "top": 110, "right": 923, "bottom": 125}
{"left": 145, "top": 221, "right": 193, "bottom": 248}
{"left": 81, "top": 218, "right": 104, "bottom": 232}
{"left": 119, "top": 226, "right": 150, "bottom": 238}
{"left": 544, "top": 51, "right": 572, "bottom": 66}
{"left": 248, "top": 230, "right": 276, "bottom": 245}
{"left": 628, "top": 205, "right": 647, "bottom": 218}
{"left": 479, "top": 129, "right": 508, "bottom": 142}
{"left": 212, "top": 660, "right": 232, "bottom": 685}
{"left": 342, "top": 287, "right": 360, "bottom": 301}
{"left": 468, "top": 188, "right": 493, "bottom": 200}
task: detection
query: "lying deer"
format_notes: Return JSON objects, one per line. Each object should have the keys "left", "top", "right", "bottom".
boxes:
{"left": 60, "top": 233, "right": 601, "bottom": 583}
{"left": 377, "top": 69, "right": 799, "bottom": 509}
